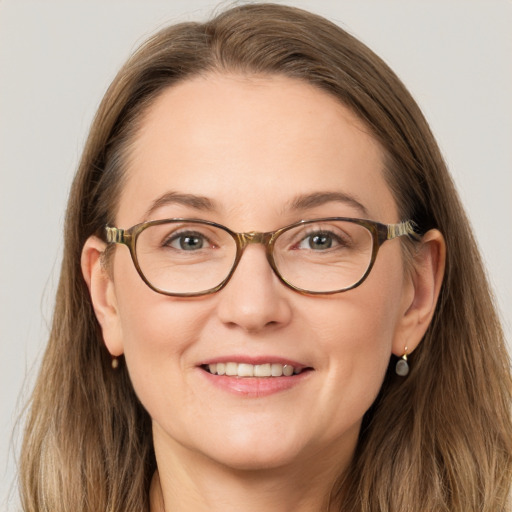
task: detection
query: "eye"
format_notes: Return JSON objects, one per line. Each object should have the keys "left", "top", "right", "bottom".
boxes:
{"left": 165, "top": 231, "right": 210, "bottom": 251}
{"left": 297, "top": 231, "right": 344, "bottom": 251}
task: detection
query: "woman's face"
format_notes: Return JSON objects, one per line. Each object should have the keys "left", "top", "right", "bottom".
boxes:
{"left": 102, "top": 74, "right": 416, "bottom": 472}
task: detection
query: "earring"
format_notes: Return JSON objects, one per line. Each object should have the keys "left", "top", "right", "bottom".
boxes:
{"left": 111, "top": 357, "right": 119, "bottom": 369}
{"left": 395, "top": 347, "right": 409, "bottom": 376}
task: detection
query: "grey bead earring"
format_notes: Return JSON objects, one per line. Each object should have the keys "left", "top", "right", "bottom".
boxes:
{"left": 395, "top": 347, "right": 409, "bottom": 377}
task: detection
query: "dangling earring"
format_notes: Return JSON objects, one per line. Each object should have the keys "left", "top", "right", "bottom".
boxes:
{"left": 111, "top": 357, "right": 119, "bottom": 369}
{"left": 395, "top": 347, "right": 409, "bottom": 376}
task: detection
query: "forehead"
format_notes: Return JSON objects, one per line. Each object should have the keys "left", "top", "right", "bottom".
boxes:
{"left": 118, "top": 74, "right": 398, "bottom": 228}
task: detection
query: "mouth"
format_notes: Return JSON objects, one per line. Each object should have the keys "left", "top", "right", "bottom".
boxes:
{"left": 201, "top": 362, "right": 311, "bottom": 378}
{"left": 198, "top": 358, "right": 313, "bottom": 397}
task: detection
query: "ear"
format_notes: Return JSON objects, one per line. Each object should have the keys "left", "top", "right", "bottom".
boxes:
{"left": 392, "top": 229, "right": 446, "bottom": 356}
{"left": 81, "top": 236, "right": 124, "bottom": 357}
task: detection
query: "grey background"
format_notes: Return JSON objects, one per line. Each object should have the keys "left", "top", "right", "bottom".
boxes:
{"left": 1, "top": 1, "right": 511, "bottom": 508}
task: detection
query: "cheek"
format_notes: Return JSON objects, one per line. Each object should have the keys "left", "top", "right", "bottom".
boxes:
{"left": 306, "top": 290, "right": 396, "bottom": 385}
{"left": 303, "top": 253, "right": 406, "bottom": 423}
{"left": 111, "top": 252, "right": 210, "bottom": 405}
{"left": 312, "top": 263, "right": 403, "bottom": 355}
{"left": 113, "top": 247, "right": 204, "bottom": 343}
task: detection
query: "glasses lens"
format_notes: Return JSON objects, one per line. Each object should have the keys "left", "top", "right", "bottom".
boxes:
{"left": 273, "top": 220, "right": 374, "bottom": 293}
{"left": 135, "top": 221, "right": 237, "bottom": 295}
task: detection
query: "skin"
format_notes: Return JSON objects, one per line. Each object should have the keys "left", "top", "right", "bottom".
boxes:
{"left": 82, "top": 74, "right": 445, "bottom": 512}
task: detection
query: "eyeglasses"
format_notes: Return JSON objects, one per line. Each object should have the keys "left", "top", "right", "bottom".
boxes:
{"left": 105, "top": 217, "right": 418, "bottom": 297}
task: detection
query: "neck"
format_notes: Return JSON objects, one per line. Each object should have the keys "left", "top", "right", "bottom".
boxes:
{"left": 149, "top": 431, "right": 353, "bottom": 512}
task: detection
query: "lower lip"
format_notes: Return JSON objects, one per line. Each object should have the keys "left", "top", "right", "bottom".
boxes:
{"left": 199, "top": 368, "right": 312, "bottom": 397}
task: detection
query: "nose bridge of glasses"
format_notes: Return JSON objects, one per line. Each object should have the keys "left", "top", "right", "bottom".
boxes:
{"left": 231, "top": 231, "right": 278, "bottom": 283}
{"left": 237, "top": 231, "right": 274, "bottom": 248}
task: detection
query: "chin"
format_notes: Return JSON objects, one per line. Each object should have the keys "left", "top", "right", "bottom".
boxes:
{"left": 206, "top": 445, "right": 303, "bottom": 473}
{"left": 184, "top": 424, "right": 311, "bottom": 472}
{"left": 188, "top": 415, "right": 362, "bottom": 475}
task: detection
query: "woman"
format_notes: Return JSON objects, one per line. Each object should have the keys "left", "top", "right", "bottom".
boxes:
{"left": 19, "top": 3, "right": 512, "bottom": 511}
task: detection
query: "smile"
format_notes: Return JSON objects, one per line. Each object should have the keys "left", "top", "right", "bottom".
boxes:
{"left": 204, "top": 362, "right": 305, "bottom": 377}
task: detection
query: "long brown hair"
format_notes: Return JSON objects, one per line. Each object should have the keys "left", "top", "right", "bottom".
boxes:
{"left": 19, "top": 4, "right": 512, "bottom": 511}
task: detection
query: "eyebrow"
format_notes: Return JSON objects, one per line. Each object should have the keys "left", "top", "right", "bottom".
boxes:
{"left": 144, "top": 189, "right": 369, "bottom": 221}
{"left": 144, "top": 191, "right": 217, "bottom": 219}
{"left": 288, "top": 191, "right": 369, "bottom": 217}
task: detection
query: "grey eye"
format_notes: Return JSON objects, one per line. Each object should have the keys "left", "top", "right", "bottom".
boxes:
{"left": 167, "top": 232, "right": 206, "bottom": 251}
{"left": 298, "top": 232, "right": 339, "bottom": 250}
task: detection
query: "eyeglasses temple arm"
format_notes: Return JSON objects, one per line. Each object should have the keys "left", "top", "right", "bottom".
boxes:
{"left": 105, "top": 226, "right": 125, "bottom": 244}
{"left": 386, "top": 220, "right": 420, "bottom": 241}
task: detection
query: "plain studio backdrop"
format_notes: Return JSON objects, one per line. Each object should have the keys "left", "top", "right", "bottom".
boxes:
{"left": 1, "top": 0, "right": 511, "bottom": 508}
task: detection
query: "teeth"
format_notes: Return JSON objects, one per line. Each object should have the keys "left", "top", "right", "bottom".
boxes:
{"left": 254, "top": 363, "right": 271, "bottom": 377}
{"left": 237, "top": 363, "right": 254, "bottom": 377}
{"left": 225, "top": 362, "right": 238, "bottom": 376}
{"left": 283, "top": 364, "right": 294, "bottom": 377}
{"left": 271, "top": 363, "right": 283, "bottom": 377}
{"left": 206, "top": 362, "right": 303, "bottom": 377}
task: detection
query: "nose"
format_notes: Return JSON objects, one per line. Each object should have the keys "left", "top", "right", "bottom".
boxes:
{"left": 215, "top": 244, "right": 293, "bottom": 333}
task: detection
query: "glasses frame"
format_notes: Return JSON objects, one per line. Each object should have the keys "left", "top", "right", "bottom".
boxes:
{"left": 105, "top": 217, "right": 418, "bottom": 297}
